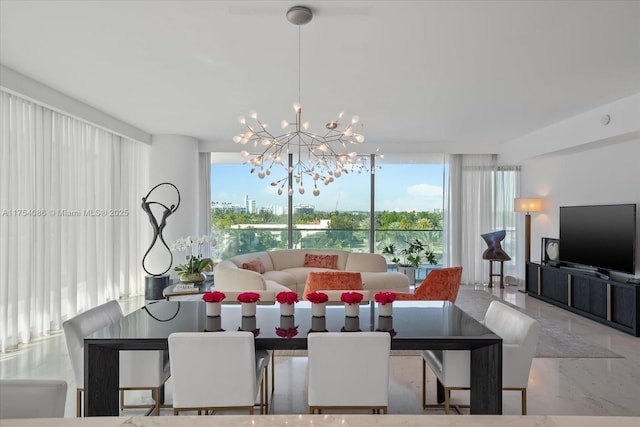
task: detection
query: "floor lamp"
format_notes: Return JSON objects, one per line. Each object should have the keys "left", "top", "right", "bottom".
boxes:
{"left": 514, "top": 198, "right": 543, "bottom": 263}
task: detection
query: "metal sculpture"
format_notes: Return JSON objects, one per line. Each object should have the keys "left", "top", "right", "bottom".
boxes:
{"left": 141, "top": 182, "right": 181, "bottom": 276}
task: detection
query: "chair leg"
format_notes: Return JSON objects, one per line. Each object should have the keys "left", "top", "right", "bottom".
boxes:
{"left": 263, "top": 365, "right": 269, "bottom": 414}
{"left": 422, "top": 358, "right": 427, "bottom": 409}
{"left": 444, "top": 388, "right": 450, "bottom": 415}
{"left": 76, "top": 389, "right": 83, "bottom": 417}
{"left": 154, "top": 387, "right": 160, "bottom": 416}
{"left": 521, "top": 388, "right": 527, "bottom": 415}
{"left": 271, "top": 351, "right": 275, "bottom": 394}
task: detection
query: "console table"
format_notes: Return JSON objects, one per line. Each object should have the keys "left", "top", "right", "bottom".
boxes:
{"left": 526, "top": 262, "right": 639, "bottom": 336}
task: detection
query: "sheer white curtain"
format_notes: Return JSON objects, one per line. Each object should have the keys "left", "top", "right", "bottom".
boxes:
{"left": 0, "top": 91, "right": 150, "bottom": 352}
{"left": 494, "top": 166, "right": 521, "bottom": 281}
{"left": 198, "top": 152, "right": 211, "bottom": 257}
{"left": 444, "top": 154, "right": 497, "bottom": 285}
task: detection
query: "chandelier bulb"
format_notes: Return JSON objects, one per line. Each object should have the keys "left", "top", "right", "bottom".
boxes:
{"left": 238, "top": 116, "right": 246, "bottom": 124}
{"left": 312, "top": 173, "right": 319, "bottom": 180}
{"left": 240, "top": 150, "right": 249, "bottom": 156}
{"left": 250, "top": 111, "right": 258, "bottom": 120}
{"left": 288, "top": 187, "right": 293, "bottom": 196}
{"left": 299, "top": 185, "right": 305, "bottom": 194}
{"left": 313, "top": 187, "right": 320, "bottom": 196}
{"left": 233, "top": 135, "right": 241, "bottom": 143}
{"left": 277, "top": 187, "right": 283, "bottom": 195}
{"left": 302, "top": 121, "right": 310, "bottom": 130}
{"left": 351, "top": 115, "right": 360, "bottom": 124}
{"left": 271, "top": 181, "right": 278, "bottom": 186}
{"left": 266, "top": 168, "right": 271, "bottom": 175}
{"left": 281, "top": 120, "right": 289, "bottom": 128}
{"left": 355, "top": 134, "right": 365, "bottom": 143}
{"left": 258, "top": 170, "right": 265, "bottom": 179}
{"left": 334, "top": 170, "right": 342, "bottom": 178}
{"left": 293, "top": 102, "right": 301, "bottom": 113}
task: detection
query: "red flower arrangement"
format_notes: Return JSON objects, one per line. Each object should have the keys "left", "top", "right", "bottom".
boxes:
{"left": 276, "top": 291, "right": 299, "bottom": 305}
{"left": 340, "top": 292, "right": 364, "bottom": 305}
{"left": 275, "top": 326, "right": 299, "bottom": 338}
{"left": 374, "top": 292, "right": 396, "bottom": 305}
{"left": 202, "top": 291, "right": 226, "bottom": 303}
{"left": 306, "top": 291, "right": 329, "bottom": 304}
{"left": 237, "top": 292, "right": 261, "bottom": 303}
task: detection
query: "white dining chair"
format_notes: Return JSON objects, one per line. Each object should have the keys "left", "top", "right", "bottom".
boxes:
{"left": 168, "top": 331, "right": 267, "bottom": 415}
{"left": 62, "top": 300, "right": 171, "bottom": 416}
{"left": 307, "top": 331, "right": 391, "bottom": 414}
{"left": 422, "top": 300, "right": 540, "bottom": 414}
{"left": 0, "top": 379, "right": 67, "bottom": 418}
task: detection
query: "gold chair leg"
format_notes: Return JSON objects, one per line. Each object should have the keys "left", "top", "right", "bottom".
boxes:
{"left": 422, "top": 358, "right": 427, "bottom": 409}
{"left": 444, "top": 388, "right": 450, "bottom": 415}
{"left": 76, "top": 389, "right": 83, "bottom": 417}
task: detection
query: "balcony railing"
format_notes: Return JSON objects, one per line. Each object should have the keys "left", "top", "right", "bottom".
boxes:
{"left": 209, "top": 227, "right": 444, "bottom": 271}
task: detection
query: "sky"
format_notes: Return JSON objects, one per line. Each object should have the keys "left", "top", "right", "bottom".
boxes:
{"left": 211, "top": 163, "right": 446, "bottom": 213}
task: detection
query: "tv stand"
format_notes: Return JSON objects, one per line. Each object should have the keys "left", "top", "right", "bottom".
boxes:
{"left": 526, "top": 262, "right": 639, "bottom": 336}
{"left": 558, "top": 264, "right": 609, "bottom": 280}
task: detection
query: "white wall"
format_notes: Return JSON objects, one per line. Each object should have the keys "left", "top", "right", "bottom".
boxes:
{"left": 147, "top": 135, "right": 200, "bottom": 278}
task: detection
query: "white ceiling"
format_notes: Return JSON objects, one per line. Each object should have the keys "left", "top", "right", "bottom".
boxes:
{"left": 1, "top": 0, "right": 639, "bottom": 157}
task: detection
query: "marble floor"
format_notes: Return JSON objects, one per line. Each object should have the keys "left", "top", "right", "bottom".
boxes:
{"left": 1, "top": 285, "right": 639, "bottom": 418}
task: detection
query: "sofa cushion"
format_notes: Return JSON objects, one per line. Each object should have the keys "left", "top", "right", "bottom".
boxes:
{"left": 228, "top": 252, "right": 274, "bottom": 271}
{"left": 280, "top": 267, "right": 335, "bottom": 289}
{"left": 345, "top": 252, "right": 387, "bottom": 272}
{"left": 242, "top": 258, "right": 266, "bottom": 274}
{"left": 269, "top": 249, "right": 349, "bottom": 271}
{"left": 303, "top": 271, "right": 364, "bottom": 299}
{"left": 304, "top": 253, "right": 338, "bottom": 269}
{"left": 263, "top": 270, "right": 297, "bottom": 289}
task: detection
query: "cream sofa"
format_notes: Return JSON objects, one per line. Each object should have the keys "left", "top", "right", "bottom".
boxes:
{"left": 213, "top": 249, "right": 410, "bottom": 296}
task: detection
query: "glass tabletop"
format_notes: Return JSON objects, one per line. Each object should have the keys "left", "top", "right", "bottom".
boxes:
{"left": 89, "top": 300, "right": 494, "bottom": 344}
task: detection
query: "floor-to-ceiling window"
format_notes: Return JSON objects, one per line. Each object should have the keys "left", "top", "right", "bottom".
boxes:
{"left": 210, "top": 155, "right": 446, "bottom": 272}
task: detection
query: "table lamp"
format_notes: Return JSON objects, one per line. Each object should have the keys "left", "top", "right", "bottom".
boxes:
{"left": 514, "top": 198, "right": 543, "bottom": 263}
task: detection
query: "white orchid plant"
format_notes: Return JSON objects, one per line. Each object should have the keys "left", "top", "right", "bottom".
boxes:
{"left": 171, "top": 235, "right": 217, "bottom": 275}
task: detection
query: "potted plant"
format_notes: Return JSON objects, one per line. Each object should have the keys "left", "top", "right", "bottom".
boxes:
{"left": 382, "top": 239, "right": 437, "bottom": 285}
{"left": 171, "top": 235, "right": 216, "bottom": 283}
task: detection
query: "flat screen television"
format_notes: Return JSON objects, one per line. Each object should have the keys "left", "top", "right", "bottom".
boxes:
{"left": 559, "top": 204, "right": 637, "bottom": 275}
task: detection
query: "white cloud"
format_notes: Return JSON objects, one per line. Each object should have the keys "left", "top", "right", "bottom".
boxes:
{"left": 407, "top": 183, "right": 442, "bottom": 197}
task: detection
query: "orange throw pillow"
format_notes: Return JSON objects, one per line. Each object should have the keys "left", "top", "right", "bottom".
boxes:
{"left": 304, "top": 253, "right": 338, "bottom": 269}
{"left": 242, "top": 258, "right": 266, "bottom": 274}
{"left": 303, "top": 271, "right": 363, "bottom": 299}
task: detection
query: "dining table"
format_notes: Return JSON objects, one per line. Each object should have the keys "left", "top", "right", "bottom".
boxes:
{"left": 84, "top": 300, "right": 502, "bottom": 416}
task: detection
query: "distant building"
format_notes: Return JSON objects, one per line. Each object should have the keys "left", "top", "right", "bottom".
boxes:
{"left": 294, "top": 204, "right": 315, "bottom": 215}
{"left": 211, "top": 201, "right": 245, "bottom": 213}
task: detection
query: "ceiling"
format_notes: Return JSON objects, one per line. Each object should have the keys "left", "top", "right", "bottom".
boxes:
{"left": 1, "top": 0, "right": 639, "bottom": 158}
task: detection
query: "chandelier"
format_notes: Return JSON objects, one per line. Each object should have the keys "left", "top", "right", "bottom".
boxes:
{"left": 234, "top": 6, "right": 366, "bottom": 197}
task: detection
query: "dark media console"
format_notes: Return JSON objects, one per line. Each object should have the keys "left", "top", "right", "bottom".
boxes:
{"left": 526, "top": 262, "right": 640, "bottom": 336}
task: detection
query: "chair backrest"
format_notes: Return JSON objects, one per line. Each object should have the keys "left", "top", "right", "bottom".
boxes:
{"left": 307, "top": 332, "right": 390, "bottom": 407}
{"left": 414, "top": 266, "right": 463, "bottom": 302}
{"left": 303, "top": 271, "right": 363, "bottom": 300}
{"left": 168, "top": 331, "right": 258, "bottom": 409}
{"left": 62, "top": 300, "right": 123, "bottom": 388}
{"left": 483, "top": 300, "right": 540, "bottom": 387}
{"left": 0, "top": 379, "right": 67, "bottom": 418}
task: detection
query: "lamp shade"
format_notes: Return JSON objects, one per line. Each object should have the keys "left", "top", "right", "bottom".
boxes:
{"left": 514, "top": 198, "right": 542, "bottom": 213}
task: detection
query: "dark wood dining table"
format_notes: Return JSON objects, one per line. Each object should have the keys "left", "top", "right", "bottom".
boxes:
{"left": 84, "top": 300, "right": 502, "bottom": 416}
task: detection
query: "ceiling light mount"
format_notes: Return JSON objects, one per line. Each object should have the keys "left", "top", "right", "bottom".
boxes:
{"left": 286, "top": 5, "right": 313, "bottom": 25}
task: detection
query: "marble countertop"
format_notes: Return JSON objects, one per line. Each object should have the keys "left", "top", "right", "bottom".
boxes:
{"left": 2, "top": 415, "right": 639, "bottom": 427}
